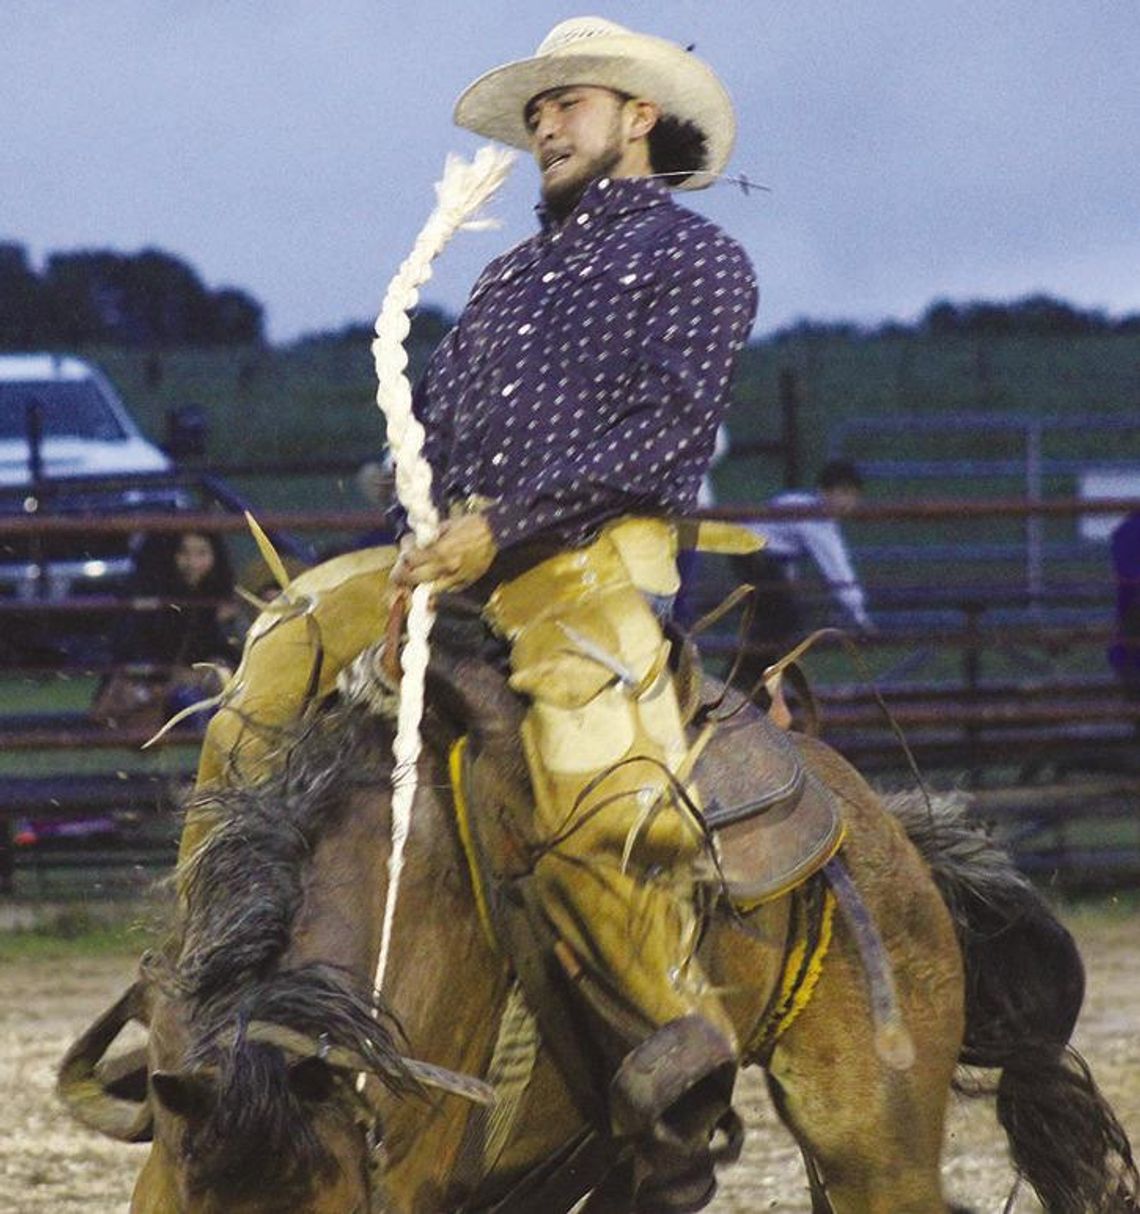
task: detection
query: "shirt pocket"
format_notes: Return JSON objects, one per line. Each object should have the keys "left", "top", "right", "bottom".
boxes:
{"left": 462, "top": 248, "right": 542, "bottom": 361}
{"left": 560, "top": 257, "right": 658, "bottom": 386}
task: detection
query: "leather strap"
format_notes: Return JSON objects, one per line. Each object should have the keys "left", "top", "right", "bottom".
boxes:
{"left": 475, "top": 1128, "right": 618, "bottom": 1214}
{"left": 495, "top": 877, "right": 609, "bottom": 1130}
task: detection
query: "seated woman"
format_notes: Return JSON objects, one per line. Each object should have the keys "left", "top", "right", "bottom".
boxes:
{"left": 92, "top": 530, "right": 242, "bottom": 730}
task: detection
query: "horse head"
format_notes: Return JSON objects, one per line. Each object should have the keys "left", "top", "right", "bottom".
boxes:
{"left": 121, "top": 666, "right": 519, "bottom": 1213}
{"left": 134, "top": 709, "right": 425, "bottom": 1212}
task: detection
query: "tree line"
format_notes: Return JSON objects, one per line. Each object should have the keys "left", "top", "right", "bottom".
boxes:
{"left": 0, "top": 242, "right": 264, "bottom": 348}
{"left": 3, "top": 239, "right": 1137, "bottom": 351}
{"left": 772, "top": 294, "right": 1140, "bottom": 343}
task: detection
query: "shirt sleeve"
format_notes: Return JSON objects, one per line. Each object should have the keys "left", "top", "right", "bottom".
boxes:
{"left": 410, "top": 326, "right": 461, "bottom": 482}
{"left": 798, "top": 519, "right": 872, "bottom": 627}
{"left": 486, "top": 231, "right": 758, "bottom": 549}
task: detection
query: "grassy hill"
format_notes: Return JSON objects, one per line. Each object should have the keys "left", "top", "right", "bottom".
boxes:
{"left": 89, "top": 326, "right": 1140, "bottom": 508}
{"left": 721, "top": 330, "right": 1140, "bottom": 502}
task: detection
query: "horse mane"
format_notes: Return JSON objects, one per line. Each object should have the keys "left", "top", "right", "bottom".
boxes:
{"left": 158, "top": 703, "right": 414, "bottom": 1200}
{"left": 175, "top": 707, "right": 390, "bottom": 999}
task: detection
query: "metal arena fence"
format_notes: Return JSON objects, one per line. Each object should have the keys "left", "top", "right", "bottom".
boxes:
{"left": 1, "top": 492, "right": 1138, "bottom": 897}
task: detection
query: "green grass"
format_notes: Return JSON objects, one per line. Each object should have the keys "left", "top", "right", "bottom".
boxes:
{"left": 82, "top": 330, "right": 1140, "bottom": 485}
{"left": 1, "top": 670, "right": 98, "bottom": 712}
{"left": 0, "top": 909, "right": 163, "bottom": 960}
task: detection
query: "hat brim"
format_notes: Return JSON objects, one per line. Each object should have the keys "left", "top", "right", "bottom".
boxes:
{"left": 453, "top": 34, "right": 735, "bottom": 191}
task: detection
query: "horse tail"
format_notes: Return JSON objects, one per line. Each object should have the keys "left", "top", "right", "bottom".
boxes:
{"left": 887, "top": 791, "right": 1140, "bottom": 1212}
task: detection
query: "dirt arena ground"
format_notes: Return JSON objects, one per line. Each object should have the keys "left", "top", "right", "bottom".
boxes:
{"left": 1, "top": 906, "right": 1136, "bottom": 1212}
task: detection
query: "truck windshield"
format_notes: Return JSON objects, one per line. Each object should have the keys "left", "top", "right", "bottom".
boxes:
{"left": 0, "top": 381, "right": 127, "bottom": 442}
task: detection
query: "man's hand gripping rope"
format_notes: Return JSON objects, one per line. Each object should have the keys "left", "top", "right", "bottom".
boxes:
{"left": 393, "top": 513, "right": 498, "bottom": 595}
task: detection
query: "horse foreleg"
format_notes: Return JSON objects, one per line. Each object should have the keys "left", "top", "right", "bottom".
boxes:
{"left": 130, "top": 1142, "right": 181, "bottom": 1213}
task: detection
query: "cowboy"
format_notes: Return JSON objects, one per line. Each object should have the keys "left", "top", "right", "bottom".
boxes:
{"left": 190, "top": 16, "right": 757, "bottom": 1201}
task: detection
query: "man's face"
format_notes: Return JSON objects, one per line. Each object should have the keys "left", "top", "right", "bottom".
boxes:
{"left": 824, "top": 486, "right": 862, "bottom": 517}
{"left": 524, "top": 85, "right": 636, "bottom": 214}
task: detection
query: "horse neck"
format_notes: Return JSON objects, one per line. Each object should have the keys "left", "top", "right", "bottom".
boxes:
{"left": 373, "top": 723, "right": 598, "bottom": 1210}
{"left": 282, "top": 773, "right": 391, "bottom": 983}
{"left": 368, "top": 739, "right": 511, "bottom": 1155}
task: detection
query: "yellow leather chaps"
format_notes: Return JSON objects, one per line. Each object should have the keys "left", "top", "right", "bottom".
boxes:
{"left": 181, "top": 521, "right": 732, "bottom": 1047}
{"left": 183, "top": 545, "right": 400, "bottom": 859}
{"left": 485, "top": 519, "right": 733, "bottom": 1045}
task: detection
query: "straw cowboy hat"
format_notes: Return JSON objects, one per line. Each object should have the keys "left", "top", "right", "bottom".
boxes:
{"left": 453, "top": 16, "right": 735, "bottom": 190}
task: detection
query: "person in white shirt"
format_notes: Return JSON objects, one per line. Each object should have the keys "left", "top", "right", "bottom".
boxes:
{"left": 732, "top": 460, "right": 873, "bottom": 688}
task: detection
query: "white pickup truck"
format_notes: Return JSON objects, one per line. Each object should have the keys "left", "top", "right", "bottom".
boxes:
{"left": 0, "top": 353, "right": 187, "bottom": 601}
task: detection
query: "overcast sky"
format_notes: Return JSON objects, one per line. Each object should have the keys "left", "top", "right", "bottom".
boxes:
{"left": 3, "top": 1, "right": 1138, "bottom": 344}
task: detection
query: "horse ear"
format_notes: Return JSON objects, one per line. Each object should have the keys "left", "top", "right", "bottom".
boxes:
{"left": 151, "top": 1069, "right": 218, "bottom": 1121}
{"left": 288, "top": 1056, "right": 336, "bottom": 1103}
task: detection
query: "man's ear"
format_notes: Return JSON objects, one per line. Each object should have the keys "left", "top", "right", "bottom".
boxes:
{"left": 625, "top": 98, "right": 660, "bottom": 141}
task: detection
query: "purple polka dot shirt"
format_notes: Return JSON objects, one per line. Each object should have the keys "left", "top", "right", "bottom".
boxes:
{"left": 412, "top": 175, "right": 758, "bottom": 551}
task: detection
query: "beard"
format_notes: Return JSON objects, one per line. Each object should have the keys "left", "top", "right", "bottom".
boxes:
{"left": 540, "top": 125, "right": 625, "bottom": 221}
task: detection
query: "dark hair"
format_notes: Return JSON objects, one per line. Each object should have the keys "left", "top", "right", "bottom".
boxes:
{"left": 132, "top": 530, "right": 235, "bottom": 598}
{"left": 647, "top": 113, "right": 709, "bottom": 185}
{"left": 817, "top": 460, "right": 865, "bottom": 492}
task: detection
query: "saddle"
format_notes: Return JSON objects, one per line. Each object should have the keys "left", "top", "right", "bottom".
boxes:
{"left": 424, "top": 645, "right": 843, "bottom": 1202}
{"left": 428, "top": 646, "right": 843, "bottom": 928}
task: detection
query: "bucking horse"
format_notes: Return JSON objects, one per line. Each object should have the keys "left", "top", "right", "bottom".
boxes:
{"left": 58, "top": 624, "right": 1139, "bottom": 1213}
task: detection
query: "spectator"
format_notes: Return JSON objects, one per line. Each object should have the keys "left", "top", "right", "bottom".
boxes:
{"left": 731, "top": 460, "right": 874, "bottom": 687}
{"left": 349, "top": 457, "right": 395, "bottom": 548}
{"left": 1108, "top": 510, "right": 1140, "bottom": 738}
{"left": 91, "top": 530, "right": 241, "bottom": 730}
{"left": 323, "top": 457, "right": 396, "bottom": 557}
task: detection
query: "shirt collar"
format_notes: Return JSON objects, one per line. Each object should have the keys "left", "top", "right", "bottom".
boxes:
{"left": 535, "top": 175, "right": 669, "bottom": 233}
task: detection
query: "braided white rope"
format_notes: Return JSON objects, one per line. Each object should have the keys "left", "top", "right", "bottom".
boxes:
{"left": 370, "top": 146, "right": 516, "bottom": 992}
